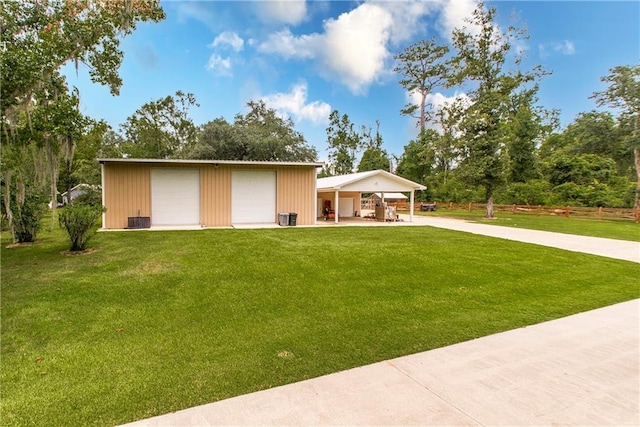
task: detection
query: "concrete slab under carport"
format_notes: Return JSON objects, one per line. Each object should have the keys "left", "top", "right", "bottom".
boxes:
{"left": 122, "top": 299, "right": 639, "bottom": 426}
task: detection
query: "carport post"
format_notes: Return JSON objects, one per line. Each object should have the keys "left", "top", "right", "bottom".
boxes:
{"left": 334, "top": 190, "right": 339, "bottom": 223}
{"left": 410, "top": 190, "right": 415, "bottom": 222}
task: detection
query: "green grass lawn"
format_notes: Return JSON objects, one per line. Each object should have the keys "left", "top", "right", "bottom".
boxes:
{"left": 2, "top": 225, "right": 638, "bottom": 426}
{"left": 415, "top": 210, "right": 640, "bottom": 241}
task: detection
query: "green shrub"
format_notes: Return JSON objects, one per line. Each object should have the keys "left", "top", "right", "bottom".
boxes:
{"left": 13, "top": 193, "right": 47, "bottom": 243}
{"left": 72, "top": 187, "right": 102, "bottom": 206}
{"left": 58, "top": 204, "right": 106, "bottom": 251}
{"left": 499, "top": 180, "right": 551, "bottom": 205}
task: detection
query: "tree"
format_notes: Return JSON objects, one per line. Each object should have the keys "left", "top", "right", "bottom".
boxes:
{"left": 100, "top": 128, "right": 126, "bottom": 158}
{"left": 432, "top": 99, "right": 467, "bottom": 184}
{"left": 185, "top": 118, "right": 246, "bottom": 160}
{"left": 591, "top": 64, "right": 640, "bottom": 210}
{"left": 184, "top": 101, "right": 317, "bottom": 162}
{"left": 563, "top": 111, "right": 620, "bottom": 158}
{"left": 503, "top": 89, "right": 553, "bottom": 183}
{"left": 1, "top": 0, "right": 165, "bottom": 116}
{"left": 121, "top": 91, "right": 199, "bottom": 159}
{"left": 396, "top": 138, "right": 432, "bottom": 185}
{"left": 358, "top": 120, "right": 390, "bottom": 172}
{"left": 394, "top": 38, "right": 450, "bottom": 133}
{"left": 233, "top": 100, "right": 317, "bottom": 162}
{"left": 447, "top": 1, "right": 546, "bottom": 218}
{"left": 1, "top": 0, "right": 165, "bottom": 242}
{"left": 357, "top": 148, "right": 389, "bottom": 172}
{"left": 13, "top": 73, "right": 89, "bottom": 231}
{"left": 60, "top": 120, "right": 109, "bottom": 192}
{"left": 325, "top": 110, "right": 362, "bottom": 175}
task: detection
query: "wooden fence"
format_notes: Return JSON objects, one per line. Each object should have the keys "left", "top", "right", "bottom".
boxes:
{"left": 389, "top": 201, "right": 640, "bottom": 222}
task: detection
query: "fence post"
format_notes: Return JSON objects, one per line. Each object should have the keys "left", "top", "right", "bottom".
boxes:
{"left": 537, "top": 205, "right": 542, "bottom": 216}
{"left": 565, "top": 206, "right": 570, "bottom": 218}
{"left": 636, "top": 207, "right": 640, "bottom": 223}
{"left": 449, "top": 201, "right": 453, "bottom": 210}
{"left": 512, "top": 204, "right": 516, "bottom": 213}
{"left": 468, "top": 202, "right": 472, "bottom": 212}
{"left": 598, "top": 206, "right": 602, "bottom": 221}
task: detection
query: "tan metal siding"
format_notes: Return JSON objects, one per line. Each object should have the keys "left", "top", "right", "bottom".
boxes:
{"left": 103, "top": 162, "right": 318, "bottom": 228}
{"left": 200, "top": 165, "right": 231, "bottom": 227}
{"left": 103, "top": 163, "right": 151, "bottom": 229}
{"left": 276, "top": 166, "right": 316, "bottom": 225}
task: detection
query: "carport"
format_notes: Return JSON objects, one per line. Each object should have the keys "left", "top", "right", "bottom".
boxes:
{"left": 316, "top": 170, "right": 426, "bottom": 224}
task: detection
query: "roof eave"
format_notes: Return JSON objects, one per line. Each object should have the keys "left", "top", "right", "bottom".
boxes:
{"left": 97, "top": 158, "right": 324, "bottom": 167}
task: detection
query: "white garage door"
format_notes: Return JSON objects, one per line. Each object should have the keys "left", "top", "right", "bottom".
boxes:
{"left": 232, "top": 170, "right": 276, "bottom": 223}
{"left": 151, "top": 168, "right": 200, "bottom": 226}
{"left": 339, "top": 197, "right": 354, "bottom": 217}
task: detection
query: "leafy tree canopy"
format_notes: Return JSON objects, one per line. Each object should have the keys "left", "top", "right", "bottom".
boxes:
{"left": 184, "top": 100, "right": 317, "bottom": 162}
{"left": 120, "top": 91, "right": 199, "bottom": 159}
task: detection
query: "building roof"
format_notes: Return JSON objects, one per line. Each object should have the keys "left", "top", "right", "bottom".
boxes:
{"left": 317, "top": 170, "right": 426, "bottom": 192}
{"left": 98, "top": 158, "right": 324, "bottom": 167}
{"left": 373, "top": 192, "right": 408, "bottom": 200}
{"left": 61, "top": 183, "right": 97, "bottom": 197}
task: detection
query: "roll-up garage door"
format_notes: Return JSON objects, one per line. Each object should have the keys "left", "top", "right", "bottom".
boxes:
{"left": 232, "top": 170, "right": 276, "bottom": 223}
{"left": 151, "top": 168, "right": 200, "bottom": 226}
{"left": 338, "top": 197, "right": 354, "bottom": 217}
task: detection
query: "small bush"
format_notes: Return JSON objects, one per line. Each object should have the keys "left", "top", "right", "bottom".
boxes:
{"left": 59, "top": 204, "right": 106, "bottom": 251}
{"left": 13, "top": 193, "right": 47, "bottom": 243}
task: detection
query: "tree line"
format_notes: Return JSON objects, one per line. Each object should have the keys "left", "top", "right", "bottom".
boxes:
{"left": 1, "top": 1, "right": 638, "bottom": 244}
{"left": 391, "top": 3, "right": 638, "bottom": 216}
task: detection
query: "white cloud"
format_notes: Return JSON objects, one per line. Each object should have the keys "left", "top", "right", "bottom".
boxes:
{"left": 539, "top": 40, "right": 576, "bottom": 58}
{"left": 559, "top": 40, "right": 576, "bottom": 55}
{"left": 437, "top": 0, "right": 479, "bottom": 39}
{"left": 206, "top": 54, "right": 232, "bottom": 76}
{"left": 210, "top": 31, "right": 244, "bottom": 52}
{"left": 255, "top": 0, "right": 307, "bottom": 25}
{"left": 423, "top": 92, "right": 471, "bottom": 111}
{"left": 259, "top": 28, "right": 318, "bottom": 59}
{"left": 262, "top": 82, "right": 331, "bottom": 125}
{"left": 174, "top": 2, "right": 217, "bottom": 30}
{"left": 318, "top": 3, "right": 394, "bottom": 93}
{"left": 259, "top": 3, "right": 404, "bottom": 94}
{"left": 377, "top": 1, "right": 439, "bottom": 44}
{"left": 206, "top": 32, "right": 245, "bottom": 76}
{"left": 258, "top": 1, "right": 503, "bottom": 94}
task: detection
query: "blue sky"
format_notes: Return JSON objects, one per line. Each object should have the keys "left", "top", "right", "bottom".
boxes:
{"left": 63, "top": 1, "right": 639, "bottom": 161}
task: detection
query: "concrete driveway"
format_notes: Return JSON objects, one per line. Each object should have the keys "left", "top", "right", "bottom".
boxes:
{"left": 123, "top": 299, "right": 639, "bottom": 426}
{"left": 400, "top": 215, "right": 640, "bottom": 263}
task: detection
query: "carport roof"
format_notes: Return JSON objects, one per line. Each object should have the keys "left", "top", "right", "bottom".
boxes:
{"left": 317, "top": 170, "right": 426, "bottom": 192}
{"left": 98, "top": 158, "right": 324, "bottom": 167}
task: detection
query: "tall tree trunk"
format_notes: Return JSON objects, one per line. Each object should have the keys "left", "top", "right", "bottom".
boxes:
{"left": 3, "top": 173, "right": 15, "bottom": 243}
{"left": 419, "top": 92, "right": 426, "bottom": 134}
{"left": 485, "top": 195, "right": 495, "bottom": 218}
{"left": 45, "top": 142, "right": 59, "bottom": 231}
